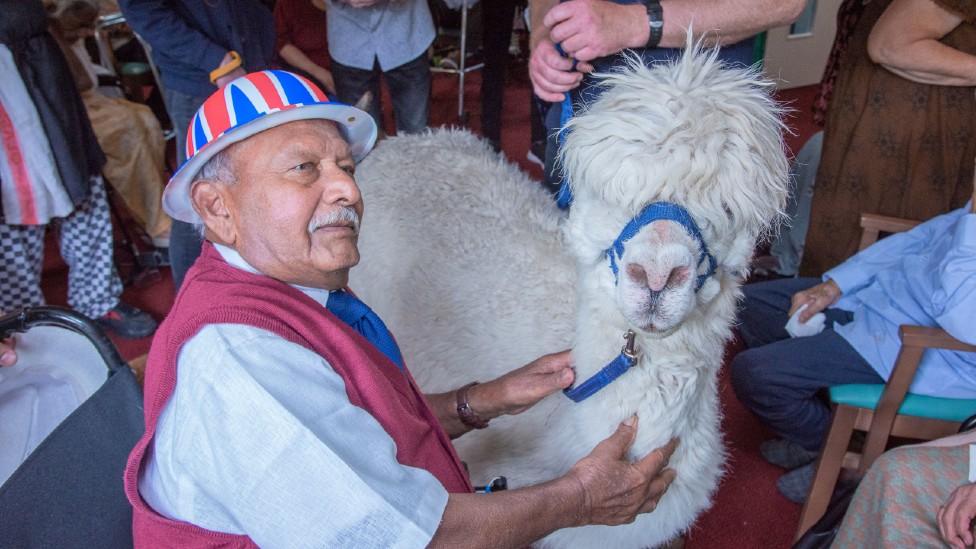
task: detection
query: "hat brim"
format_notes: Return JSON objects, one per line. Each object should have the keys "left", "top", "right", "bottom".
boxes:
{"left": 163, "top": 103, "right": 377, "bottom": 224}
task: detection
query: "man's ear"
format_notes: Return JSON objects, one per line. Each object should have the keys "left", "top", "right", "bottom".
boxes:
{"left": 191, "top": 180, "right": 236, "bottom": 244}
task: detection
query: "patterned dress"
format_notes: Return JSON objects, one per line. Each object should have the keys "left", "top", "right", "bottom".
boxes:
{"left": 834, "top": 444, "right": 970, "bottom": 547}
{"left": 799, "top": 0, "right": 976, "bottom": 276}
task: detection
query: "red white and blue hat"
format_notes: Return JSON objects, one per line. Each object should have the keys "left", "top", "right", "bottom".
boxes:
{"left": 163, "top": 70, "right": 377, "bottom": 223}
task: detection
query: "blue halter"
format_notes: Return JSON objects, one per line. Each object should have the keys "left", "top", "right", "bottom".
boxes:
{"left": 606, "top": 201, "right": 717, "bottom": 292}
{"left": 563, "top": 202, "right": 717, "bottom": 403}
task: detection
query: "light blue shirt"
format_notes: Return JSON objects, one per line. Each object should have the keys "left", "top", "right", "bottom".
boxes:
{"left": 825, "top": 205, "right": 976, "bottom": 398}
{"left": 326, "top": 0, "right": 434, "bottom": 71}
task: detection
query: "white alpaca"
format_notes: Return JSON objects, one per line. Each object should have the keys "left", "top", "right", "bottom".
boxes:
{"left": 349, "top": 47, "right": 789, "bottom": 548}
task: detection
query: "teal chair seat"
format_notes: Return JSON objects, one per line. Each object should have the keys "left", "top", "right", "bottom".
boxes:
{"left": 830, "top": 384, "right": 976, "bottom": 423}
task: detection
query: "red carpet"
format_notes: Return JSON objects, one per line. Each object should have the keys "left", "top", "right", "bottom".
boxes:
{"left": 39, "top": 61, "right": 819, "bottom": 548}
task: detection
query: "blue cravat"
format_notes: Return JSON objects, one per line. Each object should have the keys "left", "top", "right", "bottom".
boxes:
{"left": 326, "top": 289, "right": 405, "bottom": 370}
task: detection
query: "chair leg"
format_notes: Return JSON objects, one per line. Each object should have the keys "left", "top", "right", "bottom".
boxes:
{"left": 857, "top": 345, "right": 926, "bottom": 475}
{"left": 795, "top": 404, "right": 858, "bottom": 542}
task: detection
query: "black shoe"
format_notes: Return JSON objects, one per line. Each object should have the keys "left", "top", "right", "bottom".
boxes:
{"left": 760, "top": 438, "right": 819, "bottom": 469}
{"left": 97, "top": 302, "right": 158, "bottom": 339}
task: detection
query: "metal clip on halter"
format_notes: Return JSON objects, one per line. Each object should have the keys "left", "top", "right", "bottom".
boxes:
{"left": 621, "top": 329, "right": 639, "bottom": 360}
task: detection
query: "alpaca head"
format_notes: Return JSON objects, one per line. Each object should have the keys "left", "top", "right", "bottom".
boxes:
{"left": 560, "top": 46, "right": 789, "bottom": 333}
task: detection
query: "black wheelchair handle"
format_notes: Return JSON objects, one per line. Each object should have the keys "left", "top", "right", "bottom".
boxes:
{"left": 0, "top": 306, "right": 128, "bottom": 372}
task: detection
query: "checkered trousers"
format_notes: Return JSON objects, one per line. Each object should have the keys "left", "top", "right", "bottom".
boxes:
{"left": 0, "top": 176, "right": 121, "bottom": 319}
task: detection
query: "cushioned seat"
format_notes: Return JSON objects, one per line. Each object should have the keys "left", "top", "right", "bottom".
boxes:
{"left": 830, "top": 384, "right": 976, "bottom": 423}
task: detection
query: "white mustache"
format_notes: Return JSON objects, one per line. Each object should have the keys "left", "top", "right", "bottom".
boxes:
{"left": 308, "top": 207, "right": 360, "bottom": 234}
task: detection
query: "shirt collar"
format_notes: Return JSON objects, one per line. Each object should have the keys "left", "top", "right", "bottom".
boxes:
{"left": 212, "top": 242, "right": 335, "bottom": 308}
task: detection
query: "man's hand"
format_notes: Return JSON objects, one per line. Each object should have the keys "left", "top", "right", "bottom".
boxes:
{"left": 215, "top": 52, "right": 246, "bottom": 88}
{"left": 471, "top": 350, "right": 575, "bottom": 418}
{"left": 543, "top": 0, "right": 649, "bottom": 62}
{"left": 938, "top": 482, "right": 976, "bottom": 548}
{"left": 789, "top": 280, "right": 842, "bottom": 323}
{"left": 1, "top": 336, "right": 17, "bottom": 367}
{"left": 529, "top": 38, "right": 588, "bottom": 102}
{"left": 568, "top": 417, "right": 678, "bottom": 525}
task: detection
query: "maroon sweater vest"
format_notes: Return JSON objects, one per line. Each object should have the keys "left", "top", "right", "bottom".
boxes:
{"left": 124, "top": 243, "right": 471, "bottom": 548}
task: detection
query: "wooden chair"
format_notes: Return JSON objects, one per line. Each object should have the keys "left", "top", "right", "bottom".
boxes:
{"left": 794, "top": 213, "right": 976, "bottom": 540}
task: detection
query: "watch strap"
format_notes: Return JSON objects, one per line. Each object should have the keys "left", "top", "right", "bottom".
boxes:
{"left": 456, "top": 382, "right": 490, "bottom": 429}
{"left": 644, "top": 0, "right": 664, "bottom": 49}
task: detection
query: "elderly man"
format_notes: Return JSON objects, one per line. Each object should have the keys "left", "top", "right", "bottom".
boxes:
{"left": 122, "top": 71, "right": 678, "bottom": 548}
{"left": 731, "top": 193, "right": 976, "bottom": 503}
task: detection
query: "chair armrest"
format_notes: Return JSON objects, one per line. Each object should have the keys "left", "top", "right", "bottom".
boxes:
{"left": 857, "top": 214, "right": 922, "bottom": 251}
{"left": 898, "top": 326, "right": 976, "bottom": 353}
{"left": 900, "top": 325, "right": 976, "bottom": 353}
{"left": 859, "top": 214, "right": 922, "bottom": 234}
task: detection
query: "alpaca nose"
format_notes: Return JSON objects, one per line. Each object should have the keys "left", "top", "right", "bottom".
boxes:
{"left": 625, "top": 263, "right": 690, "bottom": 292}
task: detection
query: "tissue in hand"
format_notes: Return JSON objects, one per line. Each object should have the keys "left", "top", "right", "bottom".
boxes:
{"left": 785, "top": 303, "right": 826, "bottom": 338}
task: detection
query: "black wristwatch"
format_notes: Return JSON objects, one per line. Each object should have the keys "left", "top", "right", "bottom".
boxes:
{"left": 643, "top": 0, "right": 664, "bottom": 49}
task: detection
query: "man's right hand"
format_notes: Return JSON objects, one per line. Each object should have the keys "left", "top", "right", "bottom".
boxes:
{"left": 789, "top": 279, "right": 842, "bottom": 323}
{"left": 567, "top": 416, "right": 678, "bottom": 526}
{"left": 529, "top": 38, "right": 590, "bottom": 102}
{"left": 1, "top": 336, "right": 17, "bottom": 367}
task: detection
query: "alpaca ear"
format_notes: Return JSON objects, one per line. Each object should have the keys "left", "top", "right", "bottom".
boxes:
{"left": 354, "top": 91, "right": 373, "bottom": 113}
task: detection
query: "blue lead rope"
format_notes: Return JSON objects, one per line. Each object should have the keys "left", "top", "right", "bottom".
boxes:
{"left": 554, "top": 93, "right": 575, "bottom": 210}
{"left": 563, "top": 351, "right": 639, "bottom": 403}
{"left": 606, "top": 202, "right": 717, "bottom": 292}
{"left": 553, "top": 41, "right": 576, "bottom": 210}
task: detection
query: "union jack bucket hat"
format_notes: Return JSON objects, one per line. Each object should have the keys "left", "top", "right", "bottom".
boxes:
{"left": 163, "top": 70, "right": 377, "bottom": 223}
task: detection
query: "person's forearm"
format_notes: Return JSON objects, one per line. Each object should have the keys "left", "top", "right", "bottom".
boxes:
{"left": 872, "top": 40, "right": 976, "bottom": 86}
{"left": 866, "top": 0, "right": 976, "bottom": 85}
{"left": 426, "top": 390, "right": 470, "bottom": 438}
{"left": 426, "top": 383, "right": 502, "bottom": 439}
{"left": 658, "top": 0, "right": 805, "bottom": 47}
{"left": 530, "top": 0, "right": 559, "bottom": 50}
{"left": 429, "top": 478, "right": 582, "bottom": 548}
{"left": 279, "top": 43, "right": 329, "bottom": 79}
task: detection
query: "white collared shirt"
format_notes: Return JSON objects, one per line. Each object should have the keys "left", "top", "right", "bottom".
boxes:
{"left": 138, "top": 244, "right": 448, "bottom": 548}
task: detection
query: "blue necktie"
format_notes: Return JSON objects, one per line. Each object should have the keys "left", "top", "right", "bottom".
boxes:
{"left": 326, "top": 289, "right": 405, "bottom": 370}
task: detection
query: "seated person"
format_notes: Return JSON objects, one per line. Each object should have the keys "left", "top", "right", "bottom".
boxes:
{"left": 123, "top": 70, "right": 678, "bottom": 547}
{"left": 731, "top": 190, "right": 976, "bottom": 503}
{"left": 49, "top": 0, "right": 172, "bottom": 248}
{"left": 834, "top": 428, "right": 976, "bottom": 548}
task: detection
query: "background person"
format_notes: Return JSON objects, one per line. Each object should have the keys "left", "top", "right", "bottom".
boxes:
{"left": 799, "top": 0, "right": 976, "bottom": 276}
{"left": 731, "top": 191, "right": 976, "bottom": 502}
{"left": 326, "top": 0, "right": 434, "bottom": 135}
{"left": 0, "top": 0, "right": 155, "bottom": 338}
{"left": 275, "top": 0, "right": 336, "bottom": 94}
{"left": 117, "top": 0, "right": 275, "bottom": 290}
{"left": 527, "top": 0, "right": 805, "bottom": 196}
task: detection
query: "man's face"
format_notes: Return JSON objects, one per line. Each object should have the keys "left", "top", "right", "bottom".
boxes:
{"left": 220, "top": 119, "right": 363, "bottom": 289}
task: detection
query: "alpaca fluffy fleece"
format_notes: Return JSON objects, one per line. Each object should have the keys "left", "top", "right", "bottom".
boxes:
{"left": 349, "top": 46, "right": 789, "bottom": 548}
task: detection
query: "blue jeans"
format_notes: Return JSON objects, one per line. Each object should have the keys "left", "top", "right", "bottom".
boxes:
{"left": 162, "top": 88, "right": 209, "bottom": 291}
{"left": 731, "top": 277, "right": 883, "bottom": 452}
{"left": 331, "top": 52, "right": 430, "bottom": 135}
